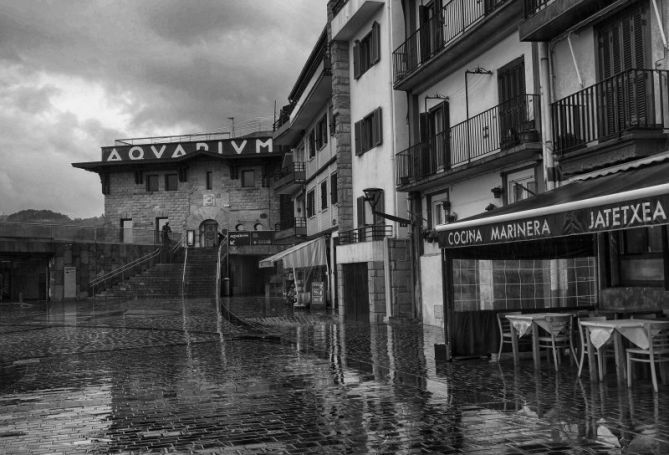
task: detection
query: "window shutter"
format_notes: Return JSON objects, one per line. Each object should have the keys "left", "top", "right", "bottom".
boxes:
{"left": 373, "top": 190, "right": 385, "bottom": 225}
{"left": 371, "top": 22, "right": 380, "bottom": 64}
{"left": 354, "top": 120, "right": 362, "bottom": 155}
{"left": 330, "top": 173, "right": 338, "bottom": 204}
{"left": 353, "top": 41, "right": 361, "bottom": 79}
{"left": 373, "top": 107, "right": 383, "bottom": 146}
{"left": 419, "top": 112, "right": 429, "bottom": 143}
{"left": 357, "top": 196, "right": 366, "bottom": 227}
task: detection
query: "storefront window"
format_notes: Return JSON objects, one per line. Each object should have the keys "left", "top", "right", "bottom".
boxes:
{"left": 616, "top": 227, "right": 665, "bottom": 286}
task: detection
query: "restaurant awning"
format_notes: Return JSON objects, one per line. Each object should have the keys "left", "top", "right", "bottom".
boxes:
{"left": 436, "top": 159, "right": 669, "bottom": 258}
{"left": 259, "top": 236, "right": 328, "bottom": 269}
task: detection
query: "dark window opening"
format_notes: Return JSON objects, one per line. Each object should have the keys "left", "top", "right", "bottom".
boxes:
{"left": 165, "top": 174, "right": 178, "bottom": 191}
{"left": 307, "top": 190, "right": 315, "bottom": 218}
{"left": 146, "top": 174, "right": 159, "bottom": 192}
{"left": 206, "top": 171, "right": 213, "bottom": 190}
{"left": 330, "top": 173, "right": 338, "bottom": 205}
{"left": 241, "top": 170, "right": 255, "bottom": 187}
{"left": 321, "top": 180, "right": 328, "bottom": 210}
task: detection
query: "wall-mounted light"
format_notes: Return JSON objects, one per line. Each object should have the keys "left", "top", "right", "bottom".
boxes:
{"left": 363, "top": 187, "right": 383, "bottom": 209}
{"left": 491, "top": 186, "right": 504, "bottom": 199}
{"left": 485, "top": 203, "right": 497, "bottom": 211}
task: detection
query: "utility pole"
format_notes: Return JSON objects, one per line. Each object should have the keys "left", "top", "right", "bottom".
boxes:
{"left": 228, "top": 117, "right": 235, "bottom": 138}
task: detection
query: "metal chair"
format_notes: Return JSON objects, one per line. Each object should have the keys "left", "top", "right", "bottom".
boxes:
{"left": 536, "top": 314, "right": 576, "bottom": 371}
{"left": 577, "top": 316, "right": 612, "bottom": 379}
{"left": 626, "top": 322, "right": 669, "bottom": 392}
{"left": 496, "top": 312, "right": 521, "bottom": 361}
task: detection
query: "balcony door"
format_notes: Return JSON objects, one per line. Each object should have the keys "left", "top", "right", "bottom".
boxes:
{"left": 419, "top": 0, "right": 442, "bottom": 63}
{"left": 596, "top": 3, "right": 650, "bottom": 136}
{"left": 429, "top": 101, "right": 450, "bottom": 171}
{"left": 498, "top": 57, "right": 526, "bottom": 149}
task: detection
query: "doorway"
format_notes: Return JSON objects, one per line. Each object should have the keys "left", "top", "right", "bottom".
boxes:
{"left": 199, "top": 219, "right": 219, "bottom": 248}
{"left": 342, "top": 263, "right": 369, "bottom": 322}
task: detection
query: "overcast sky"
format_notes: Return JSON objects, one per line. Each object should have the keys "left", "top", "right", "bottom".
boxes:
{"left": 0, "top": 0, "right": 328, "bottom": 219}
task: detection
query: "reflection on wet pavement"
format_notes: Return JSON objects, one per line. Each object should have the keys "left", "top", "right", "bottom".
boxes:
{"left": 1, "top": 297, "right": 668, "bottom": 454}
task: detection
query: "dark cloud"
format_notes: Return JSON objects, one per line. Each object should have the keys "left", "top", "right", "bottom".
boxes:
{"left": 0, "top": 0, "right": 328, "bottom": 217}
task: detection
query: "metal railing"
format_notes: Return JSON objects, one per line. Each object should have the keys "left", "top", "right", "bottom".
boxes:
{"left": 275, "top": 217, "right": 306, "bottom": 231}
{"left": 0, "top": 222, "right": 178, "bottom": 245}
{"left": 88, "top": 240, "right": 182, "bottom": 295}
{"left": 338, "top": 225, "right": 393, "bottom": 245}
{"left": 393, "top": 0, "right": 507, "bottom": 84}
{"left": 523, "top": 0, "right": 556, "bottom": 17}
{"left": 552, "top": 69, "right": 669, "bottom": 155}
{"left": 273, "top": 161, "right": 306, "bottom": 183}
{"left": 331, "top": 0, "right": 348, "bottom": 17}
{"left": 396, "top": 95, "right": 540, "bottom": 184}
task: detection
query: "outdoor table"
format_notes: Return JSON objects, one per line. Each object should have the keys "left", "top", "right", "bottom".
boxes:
{"left": 579, "top": 319, "right": 669, "bottom": 384}
{"left": 506, "top": 313, "right": 574, "bottom": 370}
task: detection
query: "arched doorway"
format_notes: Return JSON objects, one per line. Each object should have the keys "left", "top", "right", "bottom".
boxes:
{"left": 199, "top": 219, "right": 219, "bottom": 248}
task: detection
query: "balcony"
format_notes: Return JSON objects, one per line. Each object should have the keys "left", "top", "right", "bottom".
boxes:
{"left": 331, "top": 0, "right": 384, "bottom": 41}
{"left": 274, "top": 217, "right": 307, "bottom": 240}
{"left": 271, "top": 162, "right": 306, "bottom": 195}
{"left": 393, "top": 0, "right": 517, "bottom": 90}
{"left": 553, "top": 69, "right": 669, "bottom": 159}
{"left": 520, "top": 0, "right": 619, "bottom": 42}
{"left": 338, "top": 224, "right": 393, "bottom": 245}
{"left": 396, "top": 95, "right": 541, "bottom": 186}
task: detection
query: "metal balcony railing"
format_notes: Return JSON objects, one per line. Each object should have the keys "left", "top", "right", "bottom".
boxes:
{"left": 523, "top": 0, "right": 556, "bottom": 18}
{"left": 275, "top": 217, "right": 306, "bottom": 231}
{"left": 397, "top": 95, "right": 540, "bottom": 185}
{"left": 552, "top": 69, "right": 669, "bottom": 155}
{"left": 331, "top": 0, "right": 349, "bottom": 17}
{"left": 393, "top": 0, "right": 507, "bottom": 85}
{"left": 338, "top": 225, "right": 393, "bottom": 245}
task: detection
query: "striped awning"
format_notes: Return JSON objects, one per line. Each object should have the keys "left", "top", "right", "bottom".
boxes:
{"left": 259, "top": 237, "right": 327, "bottom": 269}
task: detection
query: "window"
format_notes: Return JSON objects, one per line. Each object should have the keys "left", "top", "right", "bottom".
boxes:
{"left": 146, "top": 174, "right": 159, "bottom": 192}
{"left": 429, "top": 192, "right": 450, "bottom": 227}
{"left": 307, "top": 190, "right": 315, "bottom": 217}
{"left": 354, "top": 107, "right": 382, "bottom": 155}
{"left": 241, "top": 170, "right": 255, "bottom": 187}
{"left": 613, "top": 227, "right": 666, "bottom": 286}
{"left": 330, "top": 173, "right": 338, "bottom": 205}
{"left": 321, "top": 180, "right": 328, "bottom": 210}
{"left": 121, "top": 218, "right": 133, "bottom": 243}
{"left": 505, "top": 168, "right": 536, "bottom": 204}
{"left": 165, "top": 174, "right": 178, "bottom": 191}
{"left": 206, "top": 171, "right": 213, "bottom": 190}
{"left": 308, "top": 130, "right": 316, "bottom": 159}
{"left": 353, "top": 22, "right": 380, "bottom": 79}
{"left": 315, "top": 114, "right": 328, "bottom": 150}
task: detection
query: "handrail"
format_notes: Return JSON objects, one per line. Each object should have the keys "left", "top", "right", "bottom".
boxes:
{"left": 89, "top": 240, "right": 182, "bottom": 294}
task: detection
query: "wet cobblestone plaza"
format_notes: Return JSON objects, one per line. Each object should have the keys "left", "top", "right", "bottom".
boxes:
{"left": 1, "top": 298, "right": 668, "bottom": 454}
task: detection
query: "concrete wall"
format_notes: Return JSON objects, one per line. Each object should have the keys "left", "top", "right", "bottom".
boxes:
{"left": 420, "top": 254, "right": 444, "bottom": 328}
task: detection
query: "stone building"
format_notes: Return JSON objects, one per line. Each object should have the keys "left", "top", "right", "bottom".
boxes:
{"left": 73, "top": 132, "right": 286, "bottom": 296}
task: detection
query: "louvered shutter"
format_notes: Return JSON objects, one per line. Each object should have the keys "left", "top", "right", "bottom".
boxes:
{"left": 371, "top": 22, "right": 380, "bottom": 64}
{"left": 372, "top": 107, "right": 383, "bottom": 146}
{"left": 357, "top": 196, "right": 366, "bottom": 227}
{"left": 354, "top": 120, "right": 362, "bottom": 155}
{"left": 373, "top": 190, "right": 385, "bottom": 226}
{"left": 353, "top": 41, "right": 361, "bottom": 79}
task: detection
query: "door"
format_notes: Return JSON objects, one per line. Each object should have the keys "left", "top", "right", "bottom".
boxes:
{"left": 419, "top": 1, "right": 442, "bottom": 63}
{"left": 429, "top": 101, "right": 450, "bottom": 170}
{"left": 64, "top": 267, "right": 76, "bottom": 299}
{"left": 200, "top": 219, "right": 219, "bottom": 248}
{"left": 156, "top": 217, "right": 168, "bottom": 244}
{"left": 121, "top": 219, "right": 133, "bottom": 244}
{"left": 596, "top": 3, "right": 650, "bottom": 137}
{"left": 343, "top": 263, "right": 369, "bottom": 322}
{"left": 498, "top": 57, "right": 526, "bottom": 149}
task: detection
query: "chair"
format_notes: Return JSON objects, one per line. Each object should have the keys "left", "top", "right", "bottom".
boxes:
{"left": 626, "top": 322, "right": 669, "bottom": 392}
{"left": 537, "top": 314, "right": 576, "bottom": 371}
{"left": 577, "top": 316, "right": 613, "bottom": 379}
{"left": 496, "top": 312, "right": 521, "bottom": 361}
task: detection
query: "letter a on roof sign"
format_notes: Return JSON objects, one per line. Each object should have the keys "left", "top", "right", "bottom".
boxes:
{"left": 171, "top": 144, "right": 187, "bottom": 158}
{"left": 107, "top": 149, "right": 122, "bottom": 161}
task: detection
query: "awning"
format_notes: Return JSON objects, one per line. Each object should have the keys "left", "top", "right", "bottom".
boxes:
{"left": 259, "top": 236, "right": 328, "bottom": 269}
{"left": 437, "top": 160, "right": 669, "bottom": 256}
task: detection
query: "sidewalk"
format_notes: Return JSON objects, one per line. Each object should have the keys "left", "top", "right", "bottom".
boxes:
{"left": 1, "top": 297, "right": 668, "bottom": 454}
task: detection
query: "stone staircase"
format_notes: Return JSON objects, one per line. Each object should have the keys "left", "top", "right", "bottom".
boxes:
{"left": 95, "top": 248, "right": 221, "bottom": 300}
{"left": 182, "top": 248, "right": 220, "bottom": 298}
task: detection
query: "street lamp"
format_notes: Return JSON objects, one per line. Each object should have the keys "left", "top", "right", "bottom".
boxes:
{"left": 362, "top": 187, "right": 383, "bottom": 209}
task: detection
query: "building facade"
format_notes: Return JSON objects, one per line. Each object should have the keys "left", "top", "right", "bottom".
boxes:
{"left": 73, "top": 133, "right": 286, "bottom": 296}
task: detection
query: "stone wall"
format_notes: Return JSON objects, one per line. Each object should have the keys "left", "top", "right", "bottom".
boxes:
{"left": 50, "top": 241, "right": 157, "bottom": 301}
{"left": 104, "top": 158, "right": 282, "bottom": 239}
{"left": 388, "top": 238, "right": 413, "bottom": 318}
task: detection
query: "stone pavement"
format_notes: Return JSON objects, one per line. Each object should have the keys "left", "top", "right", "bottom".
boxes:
{"left": 1, "top": 297, "right": 668, "bottom": 454}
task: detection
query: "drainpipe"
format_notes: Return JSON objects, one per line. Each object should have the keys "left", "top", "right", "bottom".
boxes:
{"left": 651, "top": 0, "right": 669, "bottom": 50}
{"left": 539, "top": 42, "right": 556, "bottom": 191}
{"left": 386, "top": 0, "right": 397, "bottom": 322}
{"left": 539, "top": 41, "right": 560, "bottom": 306}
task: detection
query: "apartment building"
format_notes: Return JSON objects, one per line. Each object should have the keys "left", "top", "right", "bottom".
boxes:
{"left": 264, "top": 28, "right": 343, "bottom": 309}
{"left": 329, "top": 0, "right": 413, "bottom": 322}
{"left": 419, "top": 0, "right": 669, "bottom": 358}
